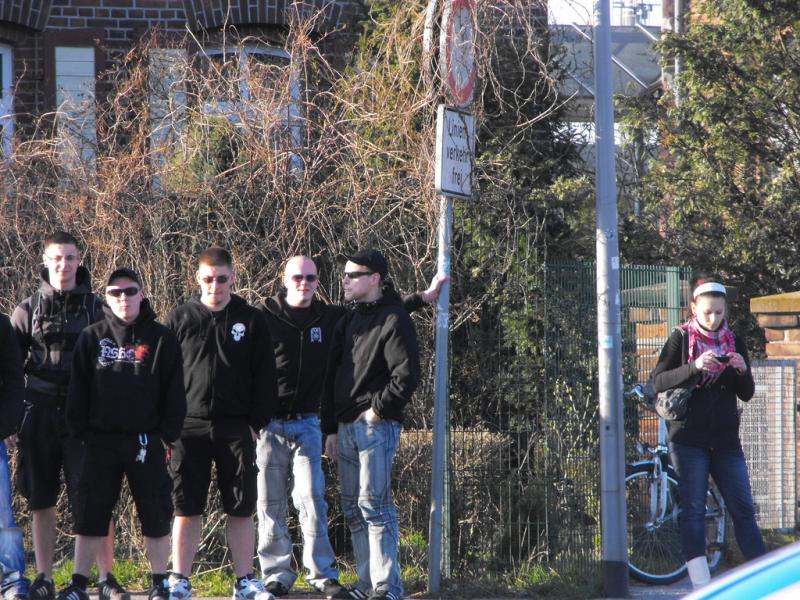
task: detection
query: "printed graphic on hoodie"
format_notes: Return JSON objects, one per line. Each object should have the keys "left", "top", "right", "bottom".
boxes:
{"left": 97, "top": 338, "right": 151, "bottom": 368}
{"left": 231, "top": 322, "right": 246, "bottom": 341}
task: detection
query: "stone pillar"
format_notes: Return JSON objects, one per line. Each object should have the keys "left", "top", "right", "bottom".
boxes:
{"left": 751, "top": 291, "right": 800, "bottom": 526}
{"left": 751, "top": 291, "right": 800, "bottom": 363}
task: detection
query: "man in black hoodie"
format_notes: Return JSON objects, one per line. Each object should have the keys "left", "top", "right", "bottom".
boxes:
{"left": 10, "top": 232, "right": 123, "bottom": 600}
{"left": 257, "top": 256, "right": 442, "bottom": 599}
{"left": 59, "top": 267, "right": 186, "bottom": 600}
{"left": 321, "top": 250, "right": 421, "bottom": 600}
{"left": 0, "top": 311, "right": 26, "bottom": 599}
{"left": 165, "top": 247, "right": 277, "bottom": 600}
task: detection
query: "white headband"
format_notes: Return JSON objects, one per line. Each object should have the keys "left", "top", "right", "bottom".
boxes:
{"left": 693, "top": 282, "right": 726, "bottom": 299}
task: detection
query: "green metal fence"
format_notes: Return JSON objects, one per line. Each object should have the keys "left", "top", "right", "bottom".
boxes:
{"left": 538, "top": 262, "right": 693, "bottom": 573}
{"left": 373, "top": 261, "right": 695, "bottom": 581}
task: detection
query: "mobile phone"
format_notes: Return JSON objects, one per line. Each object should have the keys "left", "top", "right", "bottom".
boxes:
{"left": 717, "top": 354, "right": 731, "bottom": 363}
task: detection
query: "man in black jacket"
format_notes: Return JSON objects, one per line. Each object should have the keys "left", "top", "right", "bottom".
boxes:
{"left": 0, "top": 312, "right": 26, "bottom": 599}
{"left": 257, "top": 256, "right": 442, "bottom": 599}
{"left": 58, "top": 268, "right": 186, "bottom": 600}
{"left": 165, "top": 247, "right": 278, "bottom": 600}
{"left": 11, "top": 232, "right": 122, "bottom": 600}
{"left": 322, "top": 250, "right": 421, "bottom": 600}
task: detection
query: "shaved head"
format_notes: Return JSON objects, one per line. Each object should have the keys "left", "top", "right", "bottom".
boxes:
{"left": 283, "top": 255, "right": 320, "bottom": 308}
{"left": 284, "top": 255, "right": 317, "bottom": 276}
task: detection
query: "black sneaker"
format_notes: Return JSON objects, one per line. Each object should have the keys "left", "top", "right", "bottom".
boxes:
{"left": 262, "top": 582, "right": 288, "bottom": 598}
{"left": 54, "top": 585, "right": 89, "bottom": 600}
{"left": 366, "top": 591, "right": 401, "bottom": 600}
{"left": 322, "top": 581, "right": 368, "bottom": 600}
{"left": 97, "top": 575, "right": 130, "bottom": 600}
{"left": 27, "top": 574, "right": 54, "bottom": 600}
{"left": 147, "top": 581, "right": 170, "bottom": 600}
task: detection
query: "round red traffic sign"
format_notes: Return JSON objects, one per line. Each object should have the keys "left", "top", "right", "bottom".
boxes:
{"left": 442, "top": 0, "right": 477, "bottom": 107}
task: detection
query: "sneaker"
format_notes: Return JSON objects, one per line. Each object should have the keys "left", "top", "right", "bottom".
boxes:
{"left": 147, "top": 580, "right": 170, "bottom": 600}
{"left": 366, "top": 591, "right": 401, "bottom": 600}
{"left": 262, "top": 582, "right": 289, "bottom": 597}
{"left": 27, "top": 575, "right": 54, "bottom": 600}
{"left": 232, "top": 577, "right": 274, "bottom": 600}
{"left": 167, "top": 576, "right": 192, "bottom": 600}
{"left": 319, "top": 580, "right": 367, "bottom": 600}
{"left": 97, "top": 575, "right": 129, "bottom": 600}
{"left": 54, "top": 585, "right": 89, "bottom": 600}
{"left": 1, "top": 572, "right": 30, "bottom": 600}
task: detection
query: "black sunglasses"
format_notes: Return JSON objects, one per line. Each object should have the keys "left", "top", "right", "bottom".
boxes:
{"left": 201, "top": 275, "right": 230, "bottom": 284}
{"left": 343, "top": 271, "right": 374, "bottom": 279}
{"left": 289, "top": 274, "right": 318, "bottom": 283}
{"left": 106, "top": 286, "right": 139, "bottom": 298}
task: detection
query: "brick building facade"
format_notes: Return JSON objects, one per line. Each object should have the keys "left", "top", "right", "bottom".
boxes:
{"left": 0, "top": 0, "right": 363, "bottom": 153}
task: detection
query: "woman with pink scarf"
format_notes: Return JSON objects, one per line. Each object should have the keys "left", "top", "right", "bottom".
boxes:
{"left": 651, "top": 276, "right": 765, "bottom": 589}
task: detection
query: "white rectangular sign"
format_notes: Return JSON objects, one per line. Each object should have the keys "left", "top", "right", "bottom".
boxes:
{"left": 435, "top": 105, "right": 474, "bottom": 199}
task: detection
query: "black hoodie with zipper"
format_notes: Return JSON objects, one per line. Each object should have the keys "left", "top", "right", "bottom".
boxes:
{"left": 262, "top": 291, "right": 426, "bottom": 417}
{"left": 11, "top": 266, "right": 102, "bottom": 406}
{"left": 165, "top": 294, "right": 277, "bottom": 432}
{"left": 66, "top": 300, "right": 186, "bottom": 443}
{"left": 262, "top": 294, "right": 345, "bottom": 416}
{"left": 0, "top": 313, "right": 24, "bottom": 439}
{"left": 321, "top": 283, "right": 421, "bottom": 434}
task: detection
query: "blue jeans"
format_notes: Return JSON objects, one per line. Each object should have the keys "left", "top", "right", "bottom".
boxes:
{"left": 669, "top": 442, "right": 766, "bottom": 561}
{"left": 337, "top": 418, "right": 402, "bottom": 598}
{"left": 0, "top": 443, "right": 26, "bottom": 580}
{"left": 256, "top": 415, "right": 338, "bottom": 590}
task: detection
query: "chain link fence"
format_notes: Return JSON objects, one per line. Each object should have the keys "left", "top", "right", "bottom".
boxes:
{"left": 742, "top": 362, "right": 797, "bottom": 532}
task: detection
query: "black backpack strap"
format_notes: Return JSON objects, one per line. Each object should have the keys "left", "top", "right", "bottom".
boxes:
{"left": 677, "top": 326, "right": 689, "bottom": 366}
{"left": 88, "top": 293, "right": 101, "bottom": 324}
{"left": 26, "top": 291, "right": 41, "bottom": 350}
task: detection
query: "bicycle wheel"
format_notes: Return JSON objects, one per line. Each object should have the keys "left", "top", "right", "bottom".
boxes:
{"left": 706, "top": 480, "right": 726, "bottom": 573}
{"left": 626, "top": 464, "right": 687, "bottom": 584}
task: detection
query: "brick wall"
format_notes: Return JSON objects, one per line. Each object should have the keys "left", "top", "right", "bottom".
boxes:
{"left": 0, "top": 0, "right": 363, "bottom": 128}
{"left": 184, "top": 0, "right": 360, "bottom": 33}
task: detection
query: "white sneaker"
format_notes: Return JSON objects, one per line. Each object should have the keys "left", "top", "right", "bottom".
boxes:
{"left": 232, "top": 577, "right": 274, "bottom": 600}
{"left": 167, "top": 575, "right": 192, "bottom": 600}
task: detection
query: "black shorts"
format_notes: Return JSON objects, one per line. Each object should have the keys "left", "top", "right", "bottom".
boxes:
{"left": 72, "top": 433, "right": 173, "bottom": 537}
{"left": 169, "top": 418, "right": 257, "bottom": 517}
{"left": 17, "top": 403, "right": 83, "bottom": 510}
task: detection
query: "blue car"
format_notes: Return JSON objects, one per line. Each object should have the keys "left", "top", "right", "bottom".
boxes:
{"left": 685, "top": 541, "right": 800, "bottom": 599}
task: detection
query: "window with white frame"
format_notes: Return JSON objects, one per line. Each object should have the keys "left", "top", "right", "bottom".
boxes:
{"left": 149, "top": 48, "right": 188, "bottom": 189}
{"left": 55, "top": 46, "right": 96, "bottom": 170}
{"left": 0, "top": 45, "right": 14, "bottom": 158}
{"left": 200, "top": 45, "right": 302, "bottom": 169}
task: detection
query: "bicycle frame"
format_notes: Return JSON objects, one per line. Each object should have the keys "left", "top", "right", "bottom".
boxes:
{"left": 630, "top": 417, "right": 673, "bottom": 530}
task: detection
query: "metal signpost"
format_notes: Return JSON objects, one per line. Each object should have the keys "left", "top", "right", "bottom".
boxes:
{"left": 428, "top": 0, "right": 476, "bottom": 593}
{"left": 593, "top": 0, "right": 628, "bottom": 596}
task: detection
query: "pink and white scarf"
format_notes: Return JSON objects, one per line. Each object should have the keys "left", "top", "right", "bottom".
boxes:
{"left": 684, "top": 318, "right": 736, "bottom": 387}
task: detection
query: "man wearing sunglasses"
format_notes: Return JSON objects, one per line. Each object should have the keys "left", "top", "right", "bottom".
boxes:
{"left": 320, "top": 250, "right": 423, "bottom": 600}
{"left": 165, "top": 247, "right": 278, "bottom": 600}
{"left": 10, "top": 232, "right": 123, "bottom": 600}
{"left": 58, "top": 268, "right": 185, "bottom": 600}
{"left": 256, "top": 256, "right": 443, "bottom": 599}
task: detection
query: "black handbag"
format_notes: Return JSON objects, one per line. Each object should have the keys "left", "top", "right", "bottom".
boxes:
{"left": 647, "top": 328, "right": 701, "bottom": 421}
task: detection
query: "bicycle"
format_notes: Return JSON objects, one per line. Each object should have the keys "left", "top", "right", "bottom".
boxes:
{"left": 624, "top": 384, "right": 727, "bottom": 584}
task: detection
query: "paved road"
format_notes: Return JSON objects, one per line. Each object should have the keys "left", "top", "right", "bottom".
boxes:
{"left": 121, "top": 579, "right": 694, "bottom": 600}
{"left": 594, "top": 578, "right": 692, "bottom": 600}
